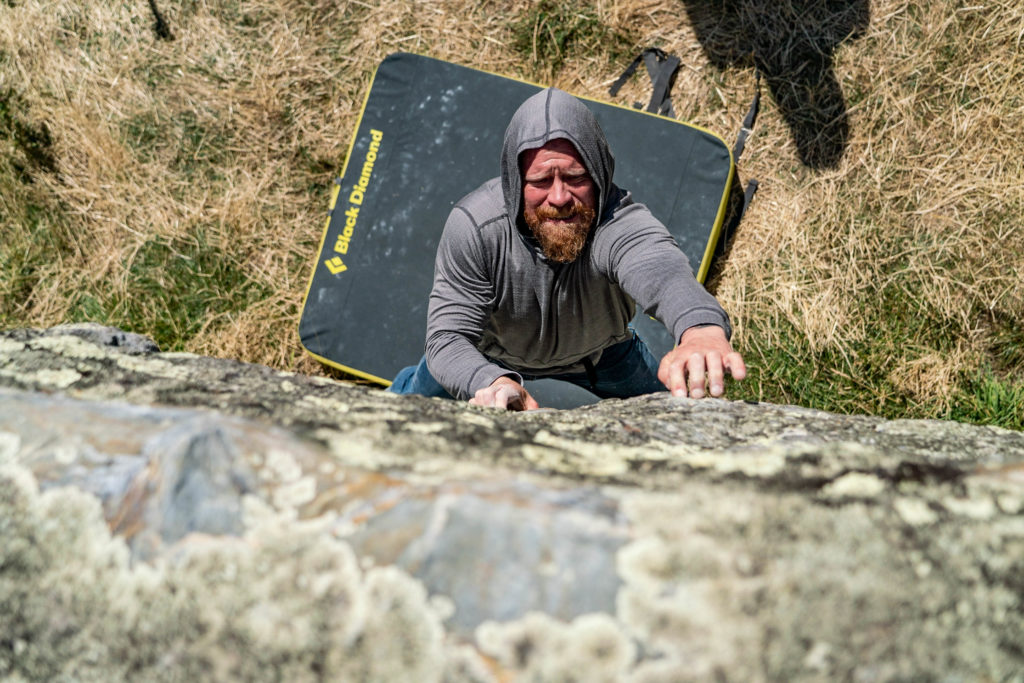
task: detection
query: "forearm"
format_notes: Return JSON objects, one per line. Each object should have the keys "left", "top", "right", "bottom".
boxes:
{"left": 424, "top": 331, "right": 522, "bottom": 401}
{"left": 598, "top": 204, "right": 731, "bottom": 341}
{"left": 619, "top": 248, "right": 731, "bottom": 342}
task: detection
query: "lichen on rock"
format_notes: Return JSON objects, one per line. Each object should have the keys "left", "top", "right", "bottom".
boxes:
{"left": 1, "top": 324, "right": 1023, "bottom": 680}
{"left": 0, "top": 461, "right": 468, "bottom": 682}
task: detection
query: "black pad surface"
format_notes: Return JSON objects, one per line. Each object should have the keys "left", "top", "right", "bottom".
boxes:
{"left": 300, "top": 53, "right": 733, "bottom": 407}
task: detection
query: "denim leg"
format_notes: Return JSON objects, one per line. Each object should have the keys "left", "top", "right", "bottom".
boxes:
{"left": 590, "top": 331, "right": 666, "bottom": 398}
{"left": 552, "top": 331, "right": 665, "bottom": 400}
{"left": 386, "top": 355, "right": 455, "bottom": 399}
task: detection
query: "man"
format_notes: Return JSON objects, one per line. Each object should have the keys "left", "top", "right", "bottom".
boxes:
{"left": 389, "top": 87, "right": 745, "bottom": 410}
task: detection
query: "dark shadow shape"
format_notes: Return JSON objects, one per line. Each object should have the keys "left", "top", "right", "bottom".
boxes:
{"left": 0, "top": 88, "right": 58, "bottom": 180}
{"left": 148, "top": 0, "right": 174, "bottom": 41}
{"left": 703, "top": 170, "right": 748, "bottom": 287}
{"left": 682, "top": 0, "right": 869, "bottom": 169}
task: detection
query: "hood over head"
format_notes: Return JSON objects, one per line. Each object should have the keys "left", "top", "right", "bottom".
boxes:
{"left": 500, "top": 88, "right": 616, "bottom": 229}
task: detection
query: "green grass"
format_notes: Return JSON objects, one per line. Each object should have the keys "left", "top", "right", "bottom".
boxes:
{"left": 0, "top": 87, "right": 68, "bottom": 326}
{"left": 949, "top": 373, "right": 1024, "bottom": 430}
{"left": 0, "top": 200, "right": 65, "bottom": 322}
{"left": 511, "top": 0, "right": 637, "bottom": 78}
{"left": 733, "top": 306, "right": 1024, "bottom": 430}
{"left": 63, "top": 232, "right": 274, "bottom": 352}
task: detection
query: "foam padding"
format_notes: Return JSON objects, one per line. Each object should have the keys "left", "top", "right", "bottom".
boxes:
{"left": 300, "top": 52, "right": 733, "bottom": 407}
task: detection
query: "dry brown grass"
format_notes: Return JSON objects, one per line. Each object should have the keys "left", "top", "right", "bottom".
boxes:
{"left": 2, "top": 0, "right": 1022, "bottom": 422}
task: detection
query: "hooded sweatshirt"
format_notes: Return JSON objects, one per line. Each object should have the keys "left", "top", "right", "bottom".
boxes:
{"left": 425, "top": 87, "right": 731, "bottom": 400}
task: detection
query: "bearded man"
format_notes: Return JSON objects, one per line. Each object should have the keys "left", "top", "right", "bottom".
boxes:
{"left": 388, "top": 87, "right": 745, "bottom": 410}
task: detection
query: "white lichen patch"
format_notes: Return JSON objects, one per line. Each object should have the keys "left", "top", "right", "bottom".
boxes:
{"left": 476, "top": 611, "right": 635, "bottom": 681}
{"left": 241, "top": 493, "right": 280, "bottom": 530}
{"left": 615, "top": 535, "right": 675, "bottom": 590}
{"left": 404, "top": 422, "right": 446, "bottom": 434}
{"left": 52, "top": 442, "right": 80, "bottom": 465}
{"left": 820, "top": 472, "right": 887, "bottom": 500}
{"left": 942, "top": 495, "right": 997, "bottom": 520}
{"left": 628, "top": 441, "right": 680, "bottom": 462}
{"left": 526, "top": 430, "right": 635, "bottom": 477}
{"left": 315, "top": 429, "right": 405, "bottom": 469}
{"left": 429, "top": 594, "right": 456, "bottom": 621}
{"left": 351, "top": 410, "right": 405, "bottom": 423}
{"left": 407, "top": 458, "right": 494, "bottom": 482}
{"left": 893, "top": 496, "right": 940, "bottom": 526}
{"left": 995, "top": 493, "right": 1024, "bottom": 515}
{"left": 965, "top": 472, "right": 1024, "bottom": 516}
{"left": 27, "top": 335, "right": 109, "bottom": 360}
{"left": 300, "top": 395, "right": 351, "bottom": 413}
{"left": 659, "top": 450, "right": 719, "bottom": 470}
{"left": 46, "top": 368, "right": 85, "bottom": 388}
{"left": 264, "top": 449, "right": 302, "bottom": 483}
{"left": 1, "top": 462, "right": 454, "bottom": 681}
{"left": 521, "top": 444, "right": 571, "bottom": 471}
{"left": 456, "top": 412, "right": 497, "bottom": 429}
{"left": 305, "top": 374, "right": 340, "bottom": 388}
{"left": 114, "top": 354, "right": 185, "bottom": 379}
{"left": 0, "top": 338, "right": 26, "bottom": 355}
{"left": 0, "top": 431, "right": 22, "bottom": 462}
{"left": 2, "top": 367, "right": 84, "bottom": 389}
{"left": 538, "top": 419, "right": 589, "bottom": 433}
{"left": 701, "top": 447, "right": 786, "bottom": 477}
{"left": 531, "top": 429, "right": 658, "bottom": 475}
{"left": 273, "top": 476, "right": 318, "bottom": 510}
{"left": 802, "top": 640, "right": 834, "bottom": 673}
{"left": 529, "top": 430, "right": 564, "bottom": 448}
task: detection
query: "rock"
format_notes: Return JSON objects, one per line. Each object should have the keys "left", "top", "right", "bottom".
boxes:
{"left": 1, "top": 324, "right": 1022, "bottom": 681}
{"left": 3, "top": 321, "right": 162, "bottom": 354}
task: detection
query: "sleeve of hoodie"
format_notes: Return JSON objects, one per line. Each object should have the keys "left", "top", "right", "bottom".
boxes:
{"left": 593, "top": 201, "right": 732, "bottom": 343}
{"left": 424, "top": 208, "right": 523, "bottom": 400}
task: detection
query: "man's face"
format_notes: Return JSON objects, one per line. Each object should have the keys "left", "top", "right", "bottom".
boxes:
{"left": 520, "top": 139, "right": 597, "bottom": 263}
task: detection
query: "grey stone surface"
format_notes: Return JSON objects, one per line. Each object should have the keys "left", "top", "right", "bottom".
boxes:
{"left": 1, "top": 324, "right": 1023, "bottom": 681}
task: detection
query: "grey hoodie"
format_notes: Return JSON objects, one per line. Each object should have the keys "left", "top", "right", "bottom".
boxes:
{"left": 425, "top": 87, "right": 731, "bottom": 400}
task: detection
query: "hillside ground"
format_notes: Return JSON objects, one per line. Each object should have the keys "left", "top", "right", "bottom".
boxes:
{"left": 1, "top": 0, "right": 1021, "bottom": 427}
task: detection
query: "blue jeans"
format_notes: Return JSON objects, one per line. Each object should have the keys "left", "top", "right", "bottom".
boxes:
{"left": 387, "top": 330, "right": 665, "bottom": 400}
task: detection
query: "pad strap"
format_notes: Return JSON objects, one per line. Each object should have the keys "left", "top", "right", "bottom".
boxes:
{"left": 609, "top": 48, "right": 681, "bottom": 117}
{"left": 732, "top": 71, "right": 761, "bottom": 162}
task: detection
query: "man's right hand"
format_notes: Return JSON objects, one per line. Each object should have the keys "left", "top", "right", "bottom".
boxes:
{"left": 469, "top": 376, "right": 540, "bottom": 411}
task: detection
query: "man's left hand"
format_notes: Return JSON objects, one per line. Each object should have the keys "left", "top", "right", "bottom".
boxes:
{"left": 658, "top": 325, "right": 746, "bottom": 398}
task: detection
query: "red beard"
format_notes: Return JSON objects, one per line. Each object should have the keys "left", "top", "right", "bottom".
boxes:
{"left": 523, "top": 201, "right": 596, "bottom": 263}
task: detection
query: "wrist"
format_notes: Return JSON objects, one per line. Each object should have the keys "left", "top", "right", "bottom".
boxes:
{"left": 680, "top": 323, "right": 725, "bottom": 344}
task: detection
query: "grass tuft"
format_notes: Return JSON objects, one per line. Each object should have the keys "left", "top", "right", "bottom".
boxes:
{"left": 511, "top": 1, "right": 638, "bottom": 80}
{"left": 63, "top": 232, "right": 273, "bottom": 352}
{"left": 950, "top": 373, "right": 1024, "bottom": 430}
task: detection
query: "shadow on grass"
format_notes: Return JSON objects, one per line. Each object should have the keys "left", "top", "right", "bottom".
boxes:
{"left": 681, "top": 0, "right": 870, "bottom": 169}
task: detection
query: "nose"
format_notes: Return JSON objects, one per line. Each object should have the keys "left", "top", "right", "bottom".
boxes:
{"left": 548, "top": 175, "right": 571, "bottom": 207}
